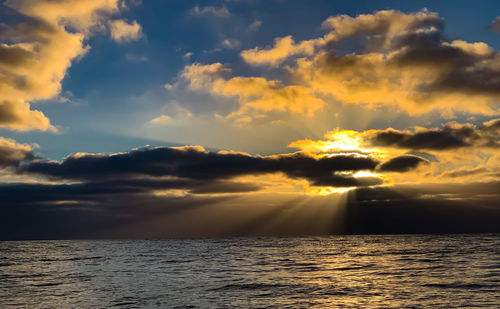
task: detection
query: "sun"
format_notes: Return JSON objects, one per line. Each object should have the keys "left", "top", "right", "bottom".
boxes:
{"left": 322, "top": 130, "right": 362, "bottom": 151}
{"left": 289, "top": 129, "right": 375, "bottom": 153}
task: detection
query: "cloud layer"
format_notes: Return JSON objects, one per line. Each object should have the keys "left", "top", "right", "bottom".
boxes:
{"left": 181, "top": 10, "right": 500, "bottom": 121}
{"left": 20, "top": 145, "right": 382, "bottom": 186}
{"left": 181, "top": 63, "right": 325, "bottom": 121}
{"left": 290, "top": 118, "right": 500, "bottom": 152}
{"left": 244, "top": 10, "right": 500, "bottom": 115}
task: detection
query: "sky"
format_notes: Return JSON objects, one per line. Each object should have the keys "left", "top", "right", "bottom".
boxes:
{"left": 0, "top": 0, "right": 499, "bottom": 239}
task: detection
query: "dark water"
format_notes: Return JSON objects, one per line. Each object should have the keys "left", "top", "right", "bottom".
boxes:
{"left": 0, "top": 235, "right": 499, "bottom": 308}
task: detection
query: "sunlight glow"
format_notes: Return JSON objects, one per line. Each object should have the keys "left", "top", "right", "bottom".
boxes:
{"left": 323, "top": 130, "right": 362, "bottom": 151}
{"left": 307, "top": 186, "right": 354, "bottom": 195}
{"left": 353, "top": 171, "right": 380, "bottom": 178}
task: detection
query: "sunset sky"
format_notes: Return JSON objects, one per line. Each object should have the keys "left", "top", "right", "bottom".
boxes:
{"left": 1, "top": 0, "right": 500, "bottom": 239}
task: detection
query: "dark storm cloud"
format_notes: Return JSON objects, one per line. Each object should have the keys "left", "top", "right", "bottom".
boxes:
{"left": 365, "top": 119, "right": 500, "bottom": 150}
{"left": 343, "top": 183, "right": 500, "bottom": 234}
{"left": 1, "top": 180, "right": 499, "bottom": 239}
{"left": 0, "top": 178, "right": 260, "bottom": 207}
{"left": 20, "top": 146, "right": 379, "bottom": 183}
{"left": 3, "top": 143, "right": 497, "bottom": 240}
{"left": 0, "top": 183, "right": 237, "bottom": 240}
{"left": 369, "top": 128, "right": 470, "bottom": 150}
{"left": 2, "top": 144, "right": 428, "bottom": 240}
{"left": 377, "top": 155, "right": 429, "bottom": 172}
{"left": 2, "top": 142, "right": 439, "bottom": 223}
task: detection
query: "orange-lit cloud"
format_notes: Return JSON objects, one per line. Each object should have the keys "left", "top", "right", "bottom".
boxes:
{"left": 238, "top": 9, "right": 500, "bottom": 115}
{"left": 289, "top": 119, "right": 500, "bottom": 184}
{"left": 181, "top": 63, "right": 325, "bottom": 121}
{"left": 0, "top": 0, "right": 141, "bottom": 131}
{"left": 179, "top": 10, "right": 500, "bottom": 123}
{"left": 241, "top": 36, "right": 317, "bottom": 67}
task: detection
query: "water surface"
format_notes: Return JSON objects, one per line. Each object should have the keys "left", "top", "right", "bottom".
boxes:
{"left": 1, "top": 235, "right": 499, "bottom": 308}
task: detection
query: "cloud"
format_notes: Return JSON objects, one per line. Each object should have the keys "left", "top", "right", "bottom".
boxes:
{"left": 367, "top": 120, "right": 500, "bottom": 150}
{"left": 439, "top": 166, "right": 490, "bottom": 178}
{"left": 179, "top": 10, "right": 500, "bottom": 121}
{"left": 241, "top": 10, "right": 442, "bottom": 66}
{"left": 1, "top": 137, "right": 498, "bottom": 239}
{"left": 110, "top": 19, "right": 143, "bottom": 43}
{"left": 290, "top": 119, "right": 500, "bottom": 152}
{"left": 366, "top": 125, "right": 474, "bottom": 150}
{"left": 341, "top": 184, "right": 500, "bottom": 234}
{"left": 125, "top": 53, "right": 148, "bottom": 62}
{"left": 241, "top": 36, "right": 317, "bottom": 67}
{"left": 248, "top": 19, "right": 262, "bottom": 31}
{"left": 150, "top": 115, "right": 174, "bottom": 125}
{"left": 0, "top": 0, "right": 140, "bottom": 131}
{"left": 489, "top": 16, "right": 500, "bottom": 33}
{"left": 1, "top": 178, "right": 499, "bottom": 239}
{"left": 377, "top": 155, "right": 428, "bottom": 172}
{"left": 181, "top": 62, "right": 230, "bottom": 90}
{"left": 238, "top": 10, "right": 500, "bottom": 115}
{"left": 183, "top": 52, "right": 193, "bottom": 61}
{"left": 222, "top": 39, "right": 241, "bottom": 49}
{"left": 148, "top": 101, "right": 193, "bottom": 126}
{"left": 189, "top": 5, "right": 231, "bottom": 18}
{"left": 0, "top": 140, "right": 429, "bottom": 239}
{"left": 0, "top": 137, "right": 36, "bottom": 168}
{"left": 20, "top": 146, "right": 380, "bottom": 186}
{"left": 181, "top": 63, "right": 325, "bottom": 120}
{"left": 213, "top": 77, "right": 325, "bottom": 119}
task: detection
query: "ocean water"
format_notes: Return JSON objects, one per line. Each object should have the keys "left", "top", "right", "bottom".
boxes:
{"left": 0, "top": 235, "right": 499, "bottom": 308}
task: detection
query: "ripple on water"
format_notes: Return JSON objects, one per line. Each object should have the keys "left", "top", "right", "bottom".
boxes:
{"left": 0, "top": 234, "right": 498, "bottom": 308}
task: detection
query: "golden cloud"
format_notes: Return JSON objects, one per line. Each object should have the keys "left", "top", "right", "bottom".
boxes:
{"left": 181, "top": 63, "right": 325, "bottom": 121}
{"left": 239, "top": 9, "right": 500, "bottom": 115}
{"left": 0, "top": 0, "right": 140, "bottom": 131}
{"left": 289, "top": 119, "right": 500, "bottom": 184}
{"left": 240, "top": 36, "right": 317, "bottom": 67}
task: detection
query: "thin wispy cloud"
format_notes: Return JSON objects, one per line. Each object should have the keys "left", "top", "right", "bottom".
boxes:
{"left": 189, "top": 5, "right": 231, "bottom": 18}
{"left": 489, "top": 16, "right": 500, "bottom": 33}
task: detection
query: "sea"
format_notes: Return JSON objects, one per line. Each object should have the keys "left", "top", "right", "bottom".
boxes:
{"left": 0, "top": 234, "right": 499, "bottom": 308}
